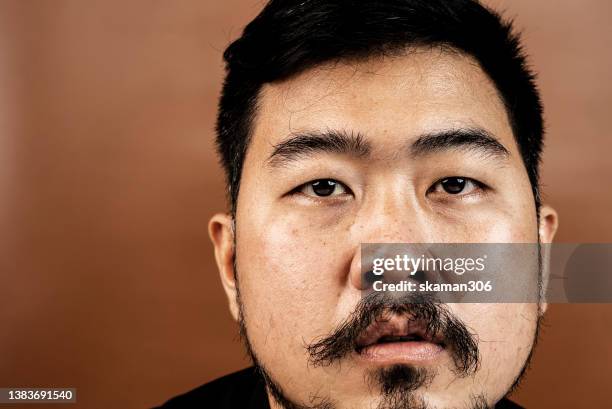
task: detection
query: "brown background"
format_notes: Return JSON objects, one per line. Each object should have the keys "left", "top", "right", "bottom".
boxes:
{"left": 1, "top": 0, "right": 611, "bottom": 408}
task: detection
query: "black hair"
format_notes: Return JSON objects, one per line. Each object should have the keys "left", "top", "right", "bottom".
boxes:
{"left": 216, "top": 0, "right": 544, "bottom": 214}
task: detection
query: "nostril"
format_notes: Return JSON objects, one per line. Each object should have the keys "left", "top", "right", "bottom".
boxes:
{"left": 412, "top": 269, "right": 427, "bottom": 283}
{"left": 363, "top": 270, "right": 378, "bottom": 287}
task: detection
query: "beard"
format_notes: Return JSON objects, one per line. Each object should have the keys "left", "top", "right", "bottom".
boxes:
{"left": 232, "top": 245, "right": 543, "bottom": 409}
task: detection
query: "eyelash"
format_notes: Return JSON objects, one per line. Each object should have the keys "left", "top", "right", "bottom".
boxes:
{"left": 427, "top": 177, "right": 488, "bottom": 197}
{"left": 290, "top": 177, "right": 488, "bottom": 200}
{"left": 290, "top": 179, "right": 353, "bottom": 200}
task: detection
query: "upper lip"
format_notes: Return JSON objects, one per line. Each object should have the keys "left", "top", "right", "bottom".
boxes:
{"left": 355, "top": 314, "right": 443, "bottom": 351}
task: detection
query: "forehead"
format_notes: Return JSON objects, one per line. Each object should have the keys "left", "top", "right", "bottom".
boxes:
{"left": 251, "top": 48, "right": 515, "bottom": 158}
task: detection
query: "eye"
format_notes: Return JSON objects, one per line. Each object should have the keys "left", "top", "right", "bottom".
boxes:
{"left": 429, "top": 177, "right": 483, "bottom": 196}
{"left": 298, "top": 179, "right": 349, "bottom": 198}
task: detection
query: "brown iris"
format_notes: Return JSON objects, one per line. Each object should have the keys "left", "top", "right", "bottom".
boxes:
{"left": 311, "top": 179, "right": 337, "bottom": 196}
{"left": 440, "top": 177, "right": 466, "bottom": 194}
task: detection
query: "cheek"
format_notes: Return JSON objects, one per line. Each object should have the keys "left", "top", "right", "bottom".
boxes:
{"left": 493, "top": 175, "right": 539, "bottom": 242}
{"left": 240, "top": 212, "right": 346, "bottom": 294}
{"left": 466, "top": 304, "right": 538, "bottom": 385}
{"left": 455, "top": 199, "right": 537, "bottom": 243}
{"left": 235, "top": 210, "right": 350, "bottom": 358}
{"left": 449, "top": 170, "right": 538, "bottom": 243}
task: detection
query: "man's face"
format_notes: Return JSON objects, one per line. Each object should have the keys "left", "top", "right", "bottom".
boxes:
{"left": 213, "top": 49, "right": 556, "bottom": 408}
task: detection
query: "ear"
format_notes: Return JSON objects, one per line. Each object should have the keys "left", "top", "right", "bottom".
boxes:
{"left": 209, "top": 213, "right": 239, "bottom": 321}
{"left": 538, "top": 205, "right": 558, "bottom": 244}
{"left": 538, "top": 204, "right": 559, "bottom": 314}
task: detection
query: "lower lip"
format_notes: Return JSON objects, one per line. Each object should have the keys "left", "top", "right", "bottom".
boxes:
{"left": 357, "top": 341, "right": 445, "bottom": 363}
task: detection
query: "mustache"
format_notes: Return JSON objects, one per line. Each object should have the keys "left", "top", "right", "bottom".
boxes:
{"left": 306, "top": 292, "right": 480, "bottom": 376}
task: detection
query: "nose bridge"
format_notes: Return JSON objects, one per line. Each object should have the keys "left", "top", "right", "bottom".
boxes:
{"left": 353, "top": 184, "right": 425, "bottom": 245}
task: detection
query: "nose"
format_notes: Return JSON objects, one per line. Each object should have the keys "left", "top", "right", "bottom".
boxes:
{"left": 347, "top": 190, "right": 432, "bottom": 290}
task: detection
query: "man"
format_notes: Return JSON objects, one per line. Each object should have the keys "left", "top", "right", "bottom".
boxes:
{"left": 158, "top": 0, "right": 558, "bottom": 407}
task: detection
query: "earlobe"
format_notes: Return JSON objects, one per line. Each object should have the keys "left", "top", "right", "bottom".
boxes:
{"left": 209, "top": 213, "right": 240, "bottom": 321}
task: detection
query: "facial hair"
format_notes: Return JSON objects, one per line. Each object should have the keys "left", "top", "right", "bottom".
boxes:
{"left": 231, "top": 242, "right": 543, "bottom": 409}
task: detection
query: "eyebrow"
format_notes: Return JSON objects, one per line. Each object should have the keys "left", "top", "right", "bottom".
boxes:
{"left": 267, "top": 127, "right": 509, "bottom": 167}
{"left": 410, "top": 128, "right": 510, "bottom": 159}
{"left": 267, "top": 129, "right": 371, "bottom": 167}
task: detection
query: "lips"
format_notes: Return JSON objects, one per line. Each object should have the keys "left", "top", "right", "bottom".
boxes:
{"left": 355, "top": 314, "right": 445, "bottom": 363}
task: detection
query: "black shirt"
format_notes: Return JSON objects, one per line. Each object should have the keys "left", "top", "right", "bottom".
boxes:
{"left": 156, "top": 367, "right": 524, "bottom": 408}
